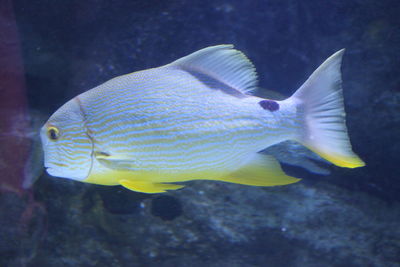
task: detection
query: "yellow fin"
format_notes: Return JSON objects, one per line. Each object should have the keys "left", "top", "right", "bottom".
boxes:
{"left": 220, "top": 154, "right": 300, "bottom": 186}
{"left": 309, "top": 148, "right": 365, "bottom": 168}
{"left": 119, "top": 179, "right": 185, "bottom": 194}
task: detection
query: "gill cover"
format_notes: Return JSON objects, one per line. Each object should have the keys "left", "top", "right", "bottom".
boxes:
{"left": 40, "top": 97, "right": 93, "bottom": 181}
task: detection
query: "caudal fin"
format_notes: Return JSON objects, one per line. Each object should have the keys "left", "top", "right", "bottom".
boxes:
{"left": 290, "top": 49, "right": 365, "bottom": 168}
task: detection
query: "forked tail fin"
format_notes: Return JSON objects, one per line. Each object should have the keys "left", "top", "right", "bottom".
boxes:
{"left": 290, "top": 49, "right": 365, "bottom": 168}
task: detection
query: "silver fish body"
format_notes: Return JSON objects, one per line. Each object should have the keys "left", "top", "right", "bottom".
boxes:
{"left": 41, "top": 45, "right": 364, "bottom": 193}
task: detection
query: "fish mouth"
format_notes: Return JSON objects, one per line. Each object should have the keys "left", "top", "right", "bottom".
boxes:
{"left": 44, "top": 162, "right": 68, "bottom": 177}
{"left": 45, "top": 166, "right": 54, "bottom": 176}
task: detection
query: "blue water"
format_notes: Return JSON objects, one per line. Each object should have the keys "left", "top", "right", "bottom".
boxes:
{"left": 0, "top": 0, "right": 399, "bottom": 266}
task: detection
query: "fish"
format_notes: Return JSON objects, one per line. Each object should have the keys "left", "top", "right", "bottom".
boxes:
{"left": 40, "top": 45, "right": 365, "bottom": 193}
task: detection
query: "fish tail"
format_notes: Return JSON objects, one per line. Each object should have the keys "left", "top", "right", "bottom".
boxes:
{"left": 289, "top": 49, "right": 365, "bottom": 168}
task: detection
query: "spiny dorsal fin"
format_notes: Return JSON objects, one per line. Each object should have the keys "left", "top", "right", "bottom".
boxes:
{"left": 167, "top": 45, "right": 258, "bottom": 96}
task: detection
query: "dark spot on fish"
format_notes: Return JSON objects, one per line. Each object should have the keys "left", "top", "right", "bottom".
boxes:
{"left": 151, "top": 195, "right": 182, "bottom": 221}
{"left": 185, "top": 68, "right": 247, "bottom": 98}
{"left": 259, "top": 99, "right": 280, "bottom": 112}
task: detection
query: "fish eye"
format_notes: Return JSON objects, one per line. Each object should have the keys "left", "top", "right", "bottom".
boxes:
{"left": 47, "top": 126, "right": 60, "bottom": 141}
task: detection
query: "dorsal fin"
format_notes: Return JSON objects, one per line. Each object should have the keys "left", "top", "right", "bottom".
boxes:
{"left": 167, "top": 45, "right": 258, "bottom": 96}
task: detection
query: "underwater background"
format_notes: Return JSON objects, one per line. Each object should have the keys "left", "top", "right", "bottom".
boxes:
{"left": 1, "top": 0, "right": 399, "bottom": 266}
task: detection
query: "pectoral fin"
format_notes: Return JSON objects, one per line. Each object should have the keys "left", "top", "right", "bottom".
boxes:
{"left": 220, "top": 154, "right": 300, "bottom": 186}
{"left": 119, "top": 179, "right": 185, "bottom": 194}
{"left": 94, "top": 151, "right": 136, "bottom": 171}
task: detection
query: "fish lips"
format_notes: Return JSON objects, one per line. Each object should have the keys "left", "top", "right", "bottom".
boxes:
{"left": 44, "top": 164, "right": 90, "bottom": 181}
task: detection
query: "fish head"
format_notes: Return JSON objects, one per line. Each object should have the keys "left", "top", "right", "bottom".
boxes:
{"left": 40, "top": 98, "right": 93, "bottom": 181}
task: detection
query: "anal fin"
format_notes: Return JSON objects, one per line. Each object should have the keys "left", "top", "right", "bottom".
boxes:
{"left": 119, "top": 179, "right": 185, "bottom": 194}
{"left": 219, "top": 154, "right": 300, "bottom": 186}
